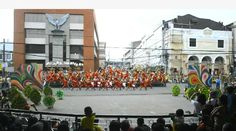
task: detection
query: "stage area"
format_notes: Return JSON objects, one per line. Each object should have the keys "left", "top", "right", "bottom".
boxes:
{"left": 36, "top": 83, "right": 194, "bottom": 115}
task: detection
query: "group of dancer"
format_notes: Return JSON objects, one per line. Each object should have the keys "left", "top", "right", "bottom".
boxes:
{"left": 44, "top": 67, "right": 167, "bottom": 90}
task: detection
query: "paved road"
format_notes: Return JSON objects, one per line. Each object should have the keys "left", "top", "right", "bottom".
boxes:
{"left": 36, "top": 83, "right": 194, "bottom": 116}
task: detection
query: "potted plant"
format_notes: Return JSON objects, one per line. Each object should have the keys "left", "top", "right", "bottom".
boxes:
{"left": 43, "top": 95, "right": 56, "bottom": 109}
{"left": 56, "top": 90, "right": 64, "bottom": 100}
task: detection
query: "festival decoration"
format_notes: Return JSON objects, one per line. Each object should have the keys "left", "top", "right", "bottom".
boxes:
{"left": 29, "top": 88, "right": 41, "bottom": 105}
{"left": 43, "top": 95, "right": 56, "bottom": 109}
{"left": 23, "top": 85, "right": 32, "bottom": 98}
{"left": 184, "top": 87, "right": 196, "bottom": 100}
{"left": 9, "top": 86, "right": 28, "bottom": 109}
{"left": 43, "top": 86, "right": 53, "bottom": 96}
{"left": 172, "top": 85, "right": 181, "bottom": 96}
{"left": 56, "top": 90, "right": 64, "bottom": 100}
{"left": 188, "top": 65, "right": 212, "bottom": 88}
{"left": 10, "top": 64, "right": 43, "bottom": 90}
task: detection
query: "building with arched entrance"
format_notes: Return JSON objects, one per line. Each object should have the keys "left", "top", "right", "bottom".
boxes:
{"left": 162, "top": 14, "right": 232, "bottom": 80}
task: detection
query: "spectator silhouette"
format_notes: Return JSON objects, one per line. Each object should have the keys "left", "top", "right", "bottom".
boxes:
{"left": 207, "top": 90, "right": 218, "bottom": 107}
{"left": 57, "top": 120, "right": 69, "bottom": 131}
{"left": 175, "top": 123, "right": 189, "bottom": 131}
{"left": 191, "top": 93, "right": 207, "bottom": 114}
{"left": 225, "top": 86, "right": 236, "bottom": 115}
{"left": 174, "top": 109, "right": 184, "bottom": 124}
{"left": 156, "top": 117, "right": 168, "bottom": 131}
{"left": 25, "top": 116, "right": 38, "bottom": 131}
{"left": 222, "top": 122, "right": 234, "bottom": 131}
{"left": 151, "top": 123, "right": 164, "bottom": 131}
{"left": 121, "top": 120, "right": 133, "bottom": 131}
{"left": 211, "top": 94, "right": 228, "bottom": 131}
{"left": 109, "top": 120, "right": 120, "bottom": 131}
{"left": 136, "top": 117, "right": 150, "bottom": 131}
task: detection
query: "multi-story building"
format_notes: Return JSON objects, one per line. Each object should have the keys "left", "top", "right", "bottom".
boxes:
{"left": 130, "top": 14, "right": 232, "bottom": 78}
{"left": 123, "top": 41, "right": 141, "bottom": 69}
{"left": 14, "top": 9, "right": 100, "bottom": 71}
{"left": 132, "top": 25, "right": 163, "bottom": 68}
{"left": 162, "top": 14, "right": 232, "bottom": 76}
{"left": 99, "top": 42, "right": 106, "bottom": 68}
{"left": 0, "top": 42, "right": 13, "bottom": 73}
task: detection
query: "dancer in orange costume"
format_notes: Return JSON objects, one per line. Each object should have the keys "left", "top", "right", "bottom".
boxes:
{"left": 67, "top": 68, "right": 73, "bottom": 81}
{"left": 114, "top": 77, "right": 122, "bottom": 90}
{"left": 61, "top": 77, "right": 68, "bottom": 89}
{"left": 71, "top": 72, "right": 79, "bottom": 89}
{"left": 46, "top": 69, "right": 54, "bottom": 85}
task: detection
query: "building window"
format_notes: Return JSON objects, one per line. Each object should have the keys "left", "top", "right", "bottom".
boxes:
{"left": 0, "top": 54, "right": 2, "bottom": 59}
{"left": 218, "top": 40, "right": 224, "bottom": 48}
{"left": 6, "top": 54, "right": 11, "bottom": 59}
{"left": 70, "top": 15, "right": 84, "bottom": 23}
{"left": 25, "top": 29, "right": 46, "bottom": 38}
{"left": 175, "top": 56, "right": 178, "bottom": 59}
{"left": 63, "top": 40, "right": 66, "bottom": 61}
{"left": 49, "top": 43, "right": 53, "bottom": 61}
{"left": 25, "top": 44, "right": 45, "bottom": 53}
{"left": 70, "top": 30, "right": 83, "bottom": 39}
{"left": 70, "top": 45, "right": 83, "bottom": 55}
{"left": 25, "top": 13, "right": 45, "bottom": 22}
{"left": 189, "top": 38, "right": 196, "bottom": 47}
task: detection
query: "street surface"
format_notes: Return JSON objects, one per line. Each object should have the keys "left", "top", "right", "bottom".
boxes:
{"left": 36, "top": 83, "right": 194, "bottom": 115}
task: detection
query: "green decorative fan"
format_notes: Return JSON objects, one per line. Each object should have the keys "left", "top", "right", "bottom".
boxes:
{"left": 172, "top": 85, "right": 181, "bottom": 96}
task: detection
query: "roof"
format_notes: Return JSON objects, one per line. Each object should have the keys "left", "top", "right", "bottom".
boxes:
{"left": 170, "top": 14, "right": 231, "bottom": 31}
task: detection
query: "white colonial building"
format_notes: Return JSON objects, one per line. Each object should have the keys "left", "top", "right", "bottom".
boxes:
{"left": 162, "top": 14, "right": 232, "bottom": 76}
{"left": 127, "top": 14, "right": 233, "bottom": 78}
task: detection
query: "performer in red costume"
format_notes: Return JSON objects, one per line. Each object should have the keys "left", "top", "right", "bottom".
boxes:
{"left": 61, "top": 77, "right": 68, "bottom": 89}
{"left": 71, "top": 72, "right": 79, "bottom": 89}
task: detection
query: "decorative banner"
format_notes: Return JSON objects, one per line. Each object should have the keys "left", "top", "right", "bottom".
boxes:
{"left": 188, "top": 65, "right": 212, "bottom": 87}
{"left": 10, "top": 64, "right": 43, "bottom": 90}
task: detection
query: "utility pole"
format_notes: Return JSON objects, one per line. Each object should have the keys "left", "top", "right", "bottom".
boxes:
{"left": 2, "top": 38, "right": 5, "bottom": 78}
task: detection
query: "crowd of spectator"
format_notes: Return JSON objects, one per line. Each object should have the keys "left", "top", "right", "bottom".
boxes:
{"left": 0, "top": 85, "right": 235, "bottom": 131}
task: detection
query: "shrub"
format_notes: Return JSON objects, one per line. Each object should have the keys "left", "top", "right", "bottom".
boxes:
{"left": 43, "top": 86, "right": 53, "bottom": 96}
{"left": 43, "top": 95, "right": 56, "bottom": 109}
{"left": 11, "top": 94, "right": 28, "bottom": 109}
{"left": 23, "top": 85, "right": 32, "bottom": 98}
{"left": 29, "top": 88, "right": 41, "bottom": 105}
{"left": 56, "top": 90, "right": 64, "bottom": 100}
{"left": 8, "top": 86, "right": 22, "bottom": 102}
{"left": 172, "top": 85, "right": 181, "bottom": 96}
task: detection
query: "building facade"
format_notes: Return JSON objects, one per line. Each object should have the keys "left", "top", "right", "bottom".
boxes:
{"left": 128, "top": 14, "right": 232, "bottom": 78}
{"left": 99, "top": 42, "right": 106, "bottom": 68}
{"left": 14, "top": 9, "right": 99, "bottom": 71}
{"left": 162, "top": 14, "right": 232, "bottom": 77}
{"left": 123, "top": 41, "right": 141, "bottom": 69}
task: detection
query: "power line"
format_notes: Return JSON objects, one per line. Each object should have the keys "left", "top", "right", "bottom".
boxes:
{"left": 1, "top": 41, "right": 234, "bottom": 53}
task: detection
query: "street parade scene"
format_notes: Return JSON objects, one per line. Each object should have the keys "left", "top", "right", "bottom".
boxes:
{"left": 0, "top": 8, "right": 236, "bottom": 131}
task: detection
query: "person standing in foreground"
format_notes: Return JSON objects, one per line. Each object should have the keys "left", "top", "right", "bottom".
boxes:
{"left": 81, "top": 106, "right": 102, "bottom": 131}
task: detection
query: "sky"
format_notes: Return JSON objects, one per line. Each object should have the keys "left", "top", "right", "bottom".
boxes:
{"left": 1, "top": 9, "right": 236, "bottom": 60}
